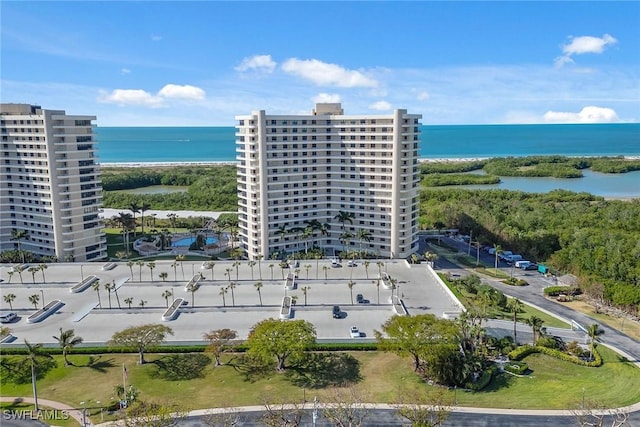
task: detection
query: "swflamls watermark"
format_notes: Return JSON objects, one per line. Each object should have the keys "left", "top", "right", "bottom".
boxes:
{"left": 2, "top": 409, "right": 71, "bottom": 421}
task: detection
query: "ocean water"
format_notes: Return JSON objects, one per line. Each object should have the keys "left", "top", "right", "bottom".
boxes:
{"left": 95, "top": 123, "right": 640, "bottom": 163}
{"left": 95, "top": 124, "right": 640, "bottom": 197}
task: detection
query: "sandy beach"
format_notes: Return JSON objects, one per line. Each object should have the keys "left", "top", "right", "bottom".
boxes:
{"left": 101, "top": 208, "right": 232, "bottom": 220}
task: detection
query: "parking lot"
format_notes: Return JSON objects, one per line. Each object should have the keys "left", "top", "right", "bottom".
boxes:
{"left": 0, "top": 258, "right": 462, "bottom": 346}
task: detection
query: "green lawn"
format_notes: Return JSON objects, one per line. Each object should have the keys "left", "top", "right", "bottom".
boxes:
{"left": 2, "top": 346, "right": 639, "bottom": 423}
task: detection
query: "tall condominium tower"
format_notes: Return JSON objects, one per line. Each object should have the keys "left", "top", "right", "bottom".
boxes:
{"left": 236, "top": 103, "right": 421, "bottom": 260}
{"left": 0, "top": 104, "right": 107, "bottom": 262}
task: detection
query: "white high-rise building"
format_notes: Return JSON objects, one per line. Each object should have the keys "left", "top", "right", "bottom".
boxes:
{"left": 0, "top": 104, "right": 107, "bottom": 262}
{"left": 236, "top": 103, "right": 421, "bottom": 260}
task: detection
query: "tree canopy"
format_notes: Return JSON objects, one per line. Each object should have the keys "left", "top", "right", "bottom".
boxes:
{"left": 246, "top": 319, "right": 316, "bottom": 371}
{"left": 110, "top": 324, "right": 174, "bottom": 364}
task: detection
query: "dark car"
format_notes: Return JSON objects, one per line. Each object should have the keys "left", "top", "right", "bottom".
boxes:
{"left": 332, "top": 305, "right": 341, "bottom": 318}
{"left": 356, "top": 294, "right": 364, "bottom": 303}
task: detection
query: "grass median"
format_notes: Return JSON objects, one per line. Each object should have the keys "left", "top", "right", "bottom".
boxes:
{"left": 2, "top": 345, "right": 639, "bottom": 423}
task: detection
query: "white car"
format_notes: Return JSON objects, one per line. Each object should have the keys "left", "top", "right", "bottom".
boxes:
{"left": 0, "top": 312, "right": 17, "bottom": 323}
{"left": 347, "top": 260, "right": 357, "bottom": 267}
{"left": 350, "top": 326, "right": 360, "bottom": 338}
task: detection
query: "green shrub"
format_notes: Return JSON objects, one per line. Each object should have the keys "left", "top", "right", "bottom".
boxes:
{"left": 503, "top": 277, "right": 528, "bottom": 286}
{"left": 467, "top": 364, "right": 498, "bottom": 391}
{"left": 508, "top": 345, "right": 602, "bottom": 367}
{"left": 504, "top": 361, "right": 529, "bottom": 375}
{"left": 544, "top": 286, "right": 581, "bottom": 296}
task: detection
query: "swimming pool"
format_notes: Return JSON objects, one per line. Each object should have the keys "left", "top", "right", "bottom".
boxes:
{"left": 172, "top": 236, "right": 218, "bottom": 247}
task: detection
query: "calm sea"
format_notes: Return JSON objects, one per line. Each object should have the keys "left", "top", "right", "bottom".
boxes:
{"left": 95, "top": 124, "right": 640, "bottom": 197}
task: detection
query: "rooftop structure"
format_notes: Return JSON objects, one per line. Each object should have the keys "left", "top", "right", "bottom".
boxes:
{"left": 0, "top": 104, "right": 107, "bottom": 262}
{"left": 236, "top": 103, "right": 421, "bottom": 260}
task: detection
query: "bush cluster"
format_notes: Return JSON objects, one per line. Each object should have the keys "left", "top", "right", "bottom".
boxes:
{"left": 508, "top": 345, "right": 602, "bottom": 367}
{"left": 504, "top": 361, "right": 529, "bottom": 375}
{"left": 543, "top": 286, "right": 582, "bottom": 296}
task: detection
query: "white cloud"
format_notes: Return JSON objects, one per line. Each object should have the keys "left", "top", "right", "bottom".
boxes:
{"left": 120, "top": 68, "right": 131, "bottom": 75}
{"left": 151, "top": 34, "right": 163, "bottom": 42}
{"left": 543, "top": 106, "right": 621, "bottom": 123}
{"left": 98, "top": 89, "right": 164, "bottom": 108}
{"left": 281, "top": 58, "right": 378, "bottom": 88}
{"left": 415, "top": 90, "right": 430, "bottom": 101}
{"left": 99, "top": 84, "right": 205, "bottom": 107}
{"left": 158, "top": 84, "right": 205, "bottom": 100}
{"left": 555, "top": 34, "right": 617, "bottom": 67}
{"left": 313, "top": 93, "right": 341, "bottom": 103}
{"left": 235, "top": 54, "right": 277, "bottom": 73}
{"left": 369, "top": 101, "right": 391, "bottom": 111}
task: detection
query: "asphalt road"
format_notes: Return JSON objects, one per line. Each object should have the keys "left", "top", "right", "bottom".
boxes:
{"left": 431, "top": 236, "right": 640, "bottom": 363}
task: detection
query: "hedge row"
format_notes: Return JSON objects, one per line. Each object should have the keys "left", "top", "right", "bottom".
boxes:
{"left": 508, "top": 344, "right": 602, "bottom": 367}
{"left": 466, "top": 364, "right": 498, "bottom": 391}
{"left": 504, "top": 361, "right": 529, "bottom": 375}
{"left": 0, "top": 342, "right": 379, "bottom": 356}
{"left": 543, "top": 286, "right": 582, "bottom": 296}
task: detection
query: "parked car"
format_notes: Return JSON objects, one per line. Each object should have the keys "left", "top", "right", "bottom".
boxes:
{"left": 350, "top": 326, "right": 361, "bottom": 338}
{"left": 332, "top": 305, "right": 341, "bottom": 319}
{"left": 347, "top": 260, "right": 357, "bottom": 267}
{"left": 0, "top": 312, "right": 17, "bottom": 323}
{"left": 356, "top": 293, "right": 364, "bottom": 303}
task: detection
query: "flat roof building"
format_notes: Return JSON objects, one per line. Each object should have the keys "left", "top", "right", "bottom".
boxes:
{"left": 236, "top": 103, "right": 421, "bottom": 261}
{"left": 0, "top": 104, "right": 107, "bottom": 262}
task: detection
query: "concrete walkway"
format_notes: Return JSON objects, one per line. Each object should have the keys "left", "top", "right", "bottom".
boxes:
{"left": 0, "top": 397, "right": 86, "bottom": 426}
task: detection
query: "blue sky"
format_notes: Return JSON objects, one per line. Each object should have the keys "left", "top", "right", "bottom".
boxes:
{"left": 2, "top": 1, "right": 639, "bottom": 126}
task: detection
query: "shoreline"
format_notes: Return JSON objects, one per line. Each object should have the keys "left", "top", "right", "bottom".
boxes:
{"left": 99, "top": 155, "right": 640, "bottom": 168}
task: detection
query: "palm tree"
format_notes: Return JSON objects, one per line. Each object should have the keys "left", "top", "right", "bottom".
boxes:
{"left": 219, "top": 286, "right": 228, "bottom": 307}
{"left": 248, "top": 260, "right": 256, "bottom": 280}
{"left": 187, "top": 282, "right": 199, "bottom": 307}
{"left": 139, "top": 202, "right": 151, "bottom": 235}
{"left": 139, "top": 299, "right": 147, "bottom": 308}
{"left": 7, "top": 271, "right": 14, "bottom": 284}
{"left": 92, "top": 280, "right": 102, "bottom": 308}
{"left": 269, "top": 263, "right": 275, "bottom": 281}
{"left": 104, "top": 282, "right": 114, "bottom": 309}
{"left": 28, "top": 267, "right": 39, "bottom": 283}
{"left": 225, "top": 267, "right": 233, "bottom": 284}
{"left": 129, "top": 202, "right": 140, "bottom": 237}
{"left": 38, "top": 264, "right": 48, "bottom": 282}
{"left": 304, "top": 264, "right": 312, "bottom": 280}
{"left": 276, "top": 224, "right": 288, "bottom": 245}
{"left": 228, "top": 282, "right": 236, "bottom": 307}
{"left": 10, "top": 229, "right": 29, "bottom": 263}
{"left": 375, "top": 278, "right": 381, "bottom": 304}
{"left": 256, "top": 254, "right": 264, "bottom": 280}
{"left": 334, "top": 210, "right": 354, "bottom": 232}
{"left": 323, "top": 265, "right": 329, "bottom": 280}
{"left": 171, "top": 261, "right": 179, "bottom": 281}
{"left": 147, "top": 261, "right": 156, "bottom": 281}
{"left": 167, "top": 213, "right": 178, "bottom": 233}
{"left": 112, "top": 280, "right": 122, "bottom": 308}
{"left": 15, "top": 266, "right": 25, "bottom": 284}
{"left": 301, "top": 286, "right": 310, "bottom": 306}
{"left": 159, "top": 272, "right": 168, "bottom": 282}
{"left": 162, "top": 290, "right": 173, "bottom": 307}
{"left": 124, "top": 297, "right": 133, "bottom": 309}
{"left": 117, "top": 212, "right": 136, "bottom": 255}
{"left": 526, "top": 315, "right": 544, "bottom": 345}
{"left": 340, "top": 231, "right": 354, "bottom": 256}
{"left": 4, "top": 293, "right": 16, "bottom": 310}
{"left": 52, "top": 328, "right": 83, "bottom": 366}
{"left": 127, "top": 260, "right": 135, "bottom": 278}
{"left": 506, "top": 298, "right": 523, "bottom": 344}
{"left": 22, "top": 340, "right": 52, "bottom": 411}
{"left": 28, "top": 294, "right": 40, "bottom": 309}
{"left": 347, "top": 281, "right": 356, "bottom": 305}
{"left": 376, "top": 261, "right": 384, "bottom": 276}
{"left": 356, "top": 229, "right": 372, "bottom": 259}
{"left": 136, "top": 260, "right": 145, "bottom": 282}
{"left": 363, "top": 261, "right": 370, "bottom": 279}
{"left": 493, "top": 244, "right": 503, "bottom": 271}
{"left": 254, "top": 282, "right": 263, "bottom": 306}
{"left": 423, "top": 251, "right": 438, "bottom": 268}
{"left": 233, "top": 261, "right": 241, "bottom": 281}
{"left": 208, "top": 261, "right": 216, "bottom": 280}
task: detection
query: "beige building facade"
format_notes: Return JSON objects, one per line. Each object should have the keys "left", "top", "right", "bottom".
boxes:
{"left": 236, "top": 103, "right": 421, "bottom": 260}
{"left": 0, "top": 104, "right": 107, "bottom": 262}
